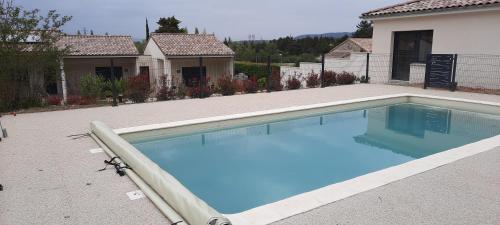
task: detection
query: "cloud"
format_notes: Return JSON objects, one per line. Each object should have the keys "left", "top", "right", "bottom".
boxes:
{"left": 16, "top": 0, "right": 400, "bottom": 40}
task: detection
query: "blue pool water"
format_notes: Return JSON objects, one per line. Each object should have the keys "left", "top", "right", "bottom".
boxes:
{"left": 131, "top": 103, "right": 500, "bottom": 214}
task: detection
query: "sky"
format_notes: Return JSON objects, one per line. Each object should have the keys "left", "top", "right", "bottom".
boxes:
{"left": 18, "top": 0, "right": 400, "bottom": 41}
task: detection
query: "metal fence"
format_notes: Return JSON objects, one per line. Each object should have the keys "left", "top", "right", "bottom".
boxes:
{"left": 281, "top": 53, "right": 500, "bottom": 94}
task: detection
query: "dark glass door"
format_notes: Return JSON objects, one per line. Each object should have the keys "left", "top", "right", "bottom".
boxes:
{"left": 392, "top": 30, "right": 433, "bottom": 81}
{"left": 182, "top": 67, "right": 206, "bottom": 87}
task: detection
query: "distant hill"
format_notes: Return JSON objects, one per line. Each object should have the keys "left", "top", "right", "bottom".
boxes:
{"left": 295, "top": 32, "right": 351, "bottom": 39}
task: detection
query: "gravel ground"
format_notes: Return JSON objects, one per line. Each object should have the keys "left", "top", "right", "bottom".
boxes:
{"left": 0, "top": 84, "right": 499, "bottom": 225}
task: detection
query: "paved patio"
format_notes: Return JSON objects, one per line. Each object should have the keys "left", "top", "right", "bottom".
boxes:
{"left": 0, "top": 84, "right": 499, "bottom": 225}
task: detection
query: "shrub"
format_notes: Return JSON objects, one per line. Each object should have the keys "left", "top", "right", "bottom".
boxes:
{"left": 244, "top": 76, "right": 258, "bottom": 93}
{"left": 187, "top": 86, "right": 212, "bottom": 98}
{"left": 187, "top": 76, "right": 212, "bottom": 98}
{"left": 125, "top": 74, "right": 151, "bottom": 103}
{"left": 270, "top": 70, "right": 283, "bottom": 91}
{"left": 257, "top": 77, "right": 267, "bottom": 90}
{"left": 80, "top": 74, "right": 104, "bottom": 100}
{"left": 233, "top": 80, "right": 245, "bottom": 93}
{"left": 336, "top": 71, "right": 357, "bottom": 85}
{"left": 217, "top": 76, "right": 236, "bottom": 96}
{"left": 156, "top": 76, "right": 175, "bottom": 101}
{"left": 306, "top": 73, "right": 320, "bottom": 88}
{"left": 47, "top": 96, "right": 61, "bottom": 106}
{"left": 359, "top": 76, "right": 370, "bottom": 83}
{"left": 176, "top": 85, "right": 186, "bottom": 99}
{"left": 67, "top": 96, "right": 82, "bottom": 105}
{"left": 79, "top": 97, "right": 94, "bottom": 105}
{"left": 18, "top": 96, "right": 43, "bottom": 109}
{"left": 322, "top": 71, "right": 336, "bottom": 87}
{"left": 286, "top": 75, "right": 302, "bottom": 90}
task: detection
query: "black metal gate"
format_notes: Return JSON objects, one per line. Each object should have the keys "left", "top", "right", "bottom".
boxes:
{"left": 424, "top": 54, "right": 457, "bottom": 91}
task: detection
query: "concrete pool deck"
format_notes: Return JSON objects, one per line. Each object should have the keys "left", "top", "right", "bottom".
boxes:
{"left": 0, "top": 84, "right": 499, "bottom": 225}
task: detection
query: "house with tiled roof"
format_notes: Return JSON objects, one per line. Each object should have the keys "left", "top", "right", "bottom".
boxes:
{"left": 361, "top": 0, "right": 500, "bottom": 82}
{"left": 140, "top": 33, "right": 235, "bottom": 89}
{"left": 57, "top": 35, "right": 139, "bottom": 99}
{"left": 326, "top": 38, "right": 372, "bottom": 59}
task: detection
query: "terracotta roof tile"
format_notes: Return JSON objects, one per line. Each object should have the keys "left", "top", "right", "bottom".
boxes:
{"left": 362, "top": 0, "right": 500, "bottom": 18}
{"left": 349, "top": 38, "right": 372, "bottom": 52}
{"left": 326, "top": 38, "right": 372, "bottom": 58}
{"left": 57, "top": 35, "right": 139, "bottom": 56}
{"left": 150, "top": 33, "right": 234, "bottom": 56}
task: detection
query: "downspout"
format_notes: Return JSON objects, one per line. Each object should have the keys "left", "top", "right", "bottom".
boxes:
{"left": 60, "top": 58, "right": 68, "bottom": 105}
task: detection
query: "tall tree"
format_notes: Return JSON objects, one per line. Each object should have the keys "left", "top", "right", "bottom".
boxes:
{"left": 0, "top": 0, "right": 71, "bottom": 111}
{"left": 352, "top": 20, "right": 373, "bottom": 38}
{"left": 155, "top": 16, "right": 187, "bottom": 33}
{"left": 194, "top": 27, "right": 199, "bottom": 34}
{"left": 145, "top": 18, "right": 150, "bottom": 40}
{"left": 90, "top": 30, "right": 94, "bottom": 35}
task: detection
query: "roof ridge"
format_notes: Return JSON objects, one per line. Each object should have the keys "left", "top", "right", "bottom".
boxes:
{"left": 63, "top": 34, "right": 133, "bottom": 38}
{"left": 151, "top": 32, "right": 215, "bottom": 36}
{"left": 362, "top": 0, "right": 500, "bottom": 18}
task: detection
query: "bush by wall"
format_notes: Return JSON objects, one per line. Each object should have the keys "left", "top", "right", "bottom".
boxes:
{"left": 156, "top": 76, "right": 175, "bottom": 101}
{"left": 323, "top": 71, "right": 336, "bottom": 87}
{"left": 217, "top": 76, "right": 236, "bottom": 96}
{"left": 306, "top": 73, "right": 320, "bottom": 88}
{"left": 80, "top": 74, "right": 105, "bottom": 102}
{"left": 336, "top": 72, "right": 357, "bottom": 85}
{"left": 125, "top": 74, "right": 151, "bottom": 103}
{"left": 270, "top": 70, "right": 283, "bottom": 91}
{"left": 244, "top": 76, "right": 259, "bottom": 93}
{"left": 286, "top": 75, "right": 302, "bottom": 90}
{"left": 47, "top": 96, "right": 61, "bottom": 106}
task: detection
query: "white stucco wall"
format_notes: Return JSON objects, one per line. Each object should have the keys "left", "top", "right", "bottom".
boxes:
{"left": 281, "top": 53, "right": 369, "bottom": 85}
{"left": 371, "top": 9, "right": 500, "bottom": 55}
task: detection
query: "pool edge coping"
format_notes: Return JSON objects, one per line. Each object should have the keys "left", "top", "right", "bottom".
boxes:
{"left": 104, "top": 93, "right": 500, "bottom": 225}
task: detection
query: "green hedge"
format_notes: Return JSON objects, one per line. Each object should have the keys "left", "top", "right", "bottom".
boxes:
{"left": 235, "top": 61, "right": 280, "bottom": 79}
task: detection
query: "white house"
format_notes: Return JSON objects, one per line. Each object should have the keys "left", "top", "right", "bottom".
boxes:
{"left": 139, "top": 33, "right": 235, "bottom": 90}
{"left": 361, "top": 0, "right": 500, "bottom": 89}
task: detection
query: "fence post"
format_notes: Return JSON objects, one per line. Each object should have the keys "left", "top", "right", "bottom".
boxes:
{"left": 267, "top": 55, "right": 272, "bottom": 92}
{"left": 450, "top": 54, "right": 458, "bottom": 91}
{"left": 365, "top": 53, "right": 370, "bottom": 83}
{"left": 423, "top": 54, "right": 431, "bottom": 89}
{"left": 199, "top": 57, "right": 203, "bottom": 98}
{"left": 110, "top": 59, "right": 118, "bottom": 107}
{"left": 321, "top": 53, "right": 325, "bottom": 88}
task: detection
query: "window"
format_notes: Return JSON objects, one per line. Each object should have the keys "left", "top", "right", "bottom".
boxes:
{"left": 182, "top": 67, "right": 206, "bottom": 87}
{"left": 95, "top": 67, "right": 123, "bottom": 80}
{"left": 139, "top": 66, "right": 149, "bottom": 76}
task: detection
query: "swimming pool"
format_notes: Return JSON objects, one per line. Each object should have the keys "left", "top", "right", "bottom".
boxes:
{"left": 130, "top": 103, "right": 500, "bottom": 214}
{"left": 91, "top": 94, "right": 500, "bottom": 225}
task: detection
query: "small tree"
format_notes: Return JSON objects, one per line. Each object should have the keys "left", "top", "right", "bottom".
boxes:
{"left": 0, "top": 1, "right": 72, "bottom": 111}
